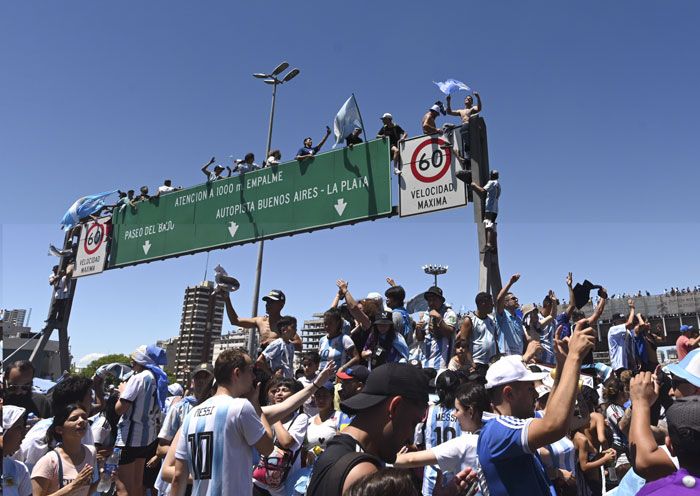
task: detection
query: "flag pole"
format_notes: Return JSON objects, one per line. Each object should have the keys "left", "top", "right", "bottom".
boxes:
{"left": 352, "top": 93, "right": 368, "bottom": 143}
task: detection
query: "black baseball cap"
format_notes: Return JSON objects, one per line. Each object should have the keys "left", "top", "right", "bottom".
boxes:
{"left": 336, "top": 365, "right": 370, "bottom": 382}
{"left": 262, "top": 289, "right": 286, "bottom": 303}
{"left": 190, "top": 363, "right": 214, "bottom": 379}
{"left": 373, "top": 311, "right": 393, "bottom": 325}
{"left": 666, "top": 397, "right": 700, "bottom": 452}
{"left": 424, "top": 286, "right": 445, "bottom": 302}
{"left": 340, "top": 363, "right": 429, "bottom": 414}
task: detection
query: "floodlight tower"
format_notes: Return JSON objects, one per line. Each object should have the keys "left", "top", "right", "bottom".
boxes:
{"left": 423, "top": 264, "right": 448, "bottom": 287}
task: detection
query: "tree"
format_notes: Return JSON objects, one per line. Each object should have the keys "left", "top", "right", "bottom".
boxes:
{"left": 80, "top": 353, "right": 131, "bottom": 382}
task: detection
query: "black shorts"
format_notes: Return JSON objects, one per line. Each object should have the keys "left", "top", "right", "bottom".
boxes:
{"left": 118, "top": 440, "right": 157, "bottom": 465}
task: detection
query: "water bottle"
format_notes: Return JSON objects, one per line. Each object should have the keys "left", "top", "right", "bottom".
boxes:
{"left": 97, "top": 448, "right": 121, "bottom": 493}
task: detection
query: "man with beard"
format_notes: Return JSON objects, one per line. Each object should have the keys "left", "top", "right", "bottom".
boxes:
{"left": 307, "top": 363, "right": 430, "bottom": 496}
{"left": 477, "top": 321, "right": 596, "bottom": 496}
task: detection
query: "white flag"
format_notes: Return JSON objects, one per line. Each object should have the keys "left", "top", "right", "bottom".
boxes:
{"left": 333, "top": 95, "right": 363, "bottom": 148}
{"left": 433, "top": 78, "right": 472, "bottom": 95}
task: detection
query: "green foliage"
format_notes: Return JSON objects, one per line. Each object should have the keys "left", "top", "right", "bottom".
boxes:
{"left": 80, "top": 353, "right": 131, "bottom": 379}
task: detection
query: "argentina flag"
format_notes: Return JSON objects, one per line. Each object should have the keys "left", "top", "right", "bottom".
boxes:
{"left": 433, "top": 78, "right": 472, "bottom": 95}
{"left": 60, "top": 190, "right": 118, "bottom": 230}
{"left": 333, "top": 94, "right": 365, "bottom": 148}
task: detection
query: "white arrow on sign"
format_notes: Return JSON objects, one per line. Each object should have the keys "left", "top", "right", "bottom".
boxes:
{"left": 228, "top": 222, "right": 239, "bottom": 238}
{"left": 334, "top": 198, "right": 347, "bottom": 216}
{"left": 143, "top": 240, "right": 151, "bottom": 255}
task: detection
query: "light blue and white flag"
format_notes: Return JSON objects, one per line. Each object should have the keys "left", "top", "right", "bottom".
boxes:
{"left": 333, "top": 94, "right": 364, "bottom": 148}
{"left": 433, "top": 78, "right": 472, "bottom": 95}
{"left": 60, "top": 190, "right": 118, "bottom": 230}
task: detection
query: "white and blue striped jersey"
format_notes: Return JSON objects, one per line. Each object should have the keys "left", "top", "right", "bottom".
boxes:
{"left": 175, "top": 394, "right": 265, "bottom": 496}
{"left": 419, "top": 308, "right": 457, "bottom": 370}
{"left": 544, "top": 436, "right": 576, "bottom": 473}
{"left": 318, "top": 333, "right": 355, "bottom": 370}
{"left": 420, "top": 405, "right": 462, "bottom": 496}
{"left": 115, "top": 370, "right": 162, "bottom": 447}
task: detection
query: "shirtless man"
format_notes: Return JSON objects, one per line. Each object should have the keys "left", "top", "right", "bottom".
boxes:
{"left": 447, "top": 92, "right": 482, "bottom": 161}
{"left": 220, "top": 289, "right": 302, "bottom": 351}
{"left": 446, "top": 92, "right": 482, "bottom": 124}
{"left": 421, "top": 102, "right": 445, "bottom": 135}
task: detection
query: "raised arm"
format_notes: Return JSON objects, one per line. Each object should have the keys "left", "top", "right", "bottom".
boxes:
{"left": 564, "top": 273, "right": 575, "bottom": 318}
{"left": 625, "top": 299, "right": 636, "bottom": 330}
{"left": 527, "top": 322, "right": 595, "bottom": 449}
{"left": 200, "top": 156, "right": 215, "bottom": 177}
{"left": 445, "top": 95, "right": 461, "bottom": 117}
{"left": 584, "top": 287, "right": 607, "bottom": 325}
{"left": 337, "top": 279, "right": 372, "bottom": 330}
{"left": 331, "top": 286, "right": 345, "bottom": 309}
{"left": 628, "top": 372, "right": 676, "bottom": 480}
{"left": 473, "top": 92, "right": 482, "bottom": 113}
{"left": 316, "top": 126, "right": 332, "bottom": 150}
{"left": 496, "top": 273, "right": 520, "bottom": 314}
{"left": 220, "top": 291, "right": 259, "bottom": 329}
{"left": 262, "top": 362, "right": 336, "bottom": 423}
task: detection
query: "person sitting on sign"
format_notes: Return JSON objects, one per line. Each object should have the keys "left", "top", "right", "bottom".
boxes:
{"left": 136, "top": 186, "right": 151, "bottom": 202}
{"left": 345, "top": 127, "right": 363, "bottom": 149}
{"left": 264, "top": 149, "right": 282, "bottom": 167}
{"left": 219, "top": 288, "right": 302, "bottom": 352}
{"left": 421, "top": 101, "right": 446, "bottom": 136}
{"left": 200, "top": 156, "right": 229, "bottom": 182}
{"left": 156, "top": 179, "right": 180, "bottom": 196}
{"left": 295, "top": 126, "right": 332, "bottom": 161}
{"left": 470, "top": 169, "right": 500, "bottom": 253}
{"left": 233, "top": 152, "right": 260, "bottom": 174}
{"left": 376, "top": 113, "right": 408, "bottom": 174}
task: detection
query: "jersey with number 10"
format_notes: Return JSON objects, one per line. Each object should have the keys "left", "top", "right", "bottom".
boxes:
{"left": 421, "top": 404, "right": 462, "bottom": 496}
{"left": 175, "top": 394, "right": 265, "bottom": 496}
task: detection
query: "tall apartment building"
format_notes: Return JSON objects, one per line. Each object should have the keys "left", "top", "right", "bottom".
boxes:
{"left": 300, "top": 313, "right": 325, "bottom": 355}
{"left": 2, "top": 309, "right": 28, "bottom": 328}
{"left": 212, "top": 329, "right": 252, "bottom": 363}
{"left": 174, "top": 281, "right": 224, "bottom": 383}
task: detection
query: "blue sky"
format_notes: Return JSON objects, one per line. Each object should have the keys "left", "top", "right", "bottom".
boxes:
{"left": 2, "top": 1, "right": 699, "bottom": 364}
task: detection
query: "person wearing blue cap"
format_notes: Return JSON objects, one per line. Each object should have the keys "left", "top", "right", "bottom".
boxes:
{"left": 676, "top": 324, "right": 700, "bottom": 360}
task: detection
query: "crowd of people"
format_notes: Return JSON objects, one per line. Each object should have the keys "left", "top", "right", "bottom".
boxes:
{"left": 3, "top": 272, "right": 700, "bottom": 496}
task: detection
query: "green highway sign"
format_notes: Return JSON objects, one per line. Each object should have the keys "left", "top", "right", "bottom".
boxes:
{"left": 108, "top": 139, "right": 392, "bottom": 268}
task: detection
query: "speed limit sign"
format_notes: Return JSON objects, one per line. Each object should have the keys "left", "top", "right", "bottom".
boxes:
{"left": 398, "top": 128, "right": 467, "bottom": 217}
{"left": 74, "top": 217, "right": 111, "bottom": 277}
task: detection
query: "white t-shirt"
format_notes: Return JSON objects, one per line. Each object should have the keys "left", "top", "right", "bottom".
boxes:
{"left": 116, "top": 369, "right": 162, "bottom": 447}
{"left": 306, "top": 412, "right": 340, "bottom": 452}
{"left": 175, "top": 394, "right": 265, "bottom": 496}
{"left": 3, "top": 457, "right": 32, "bottom": 496}
{"left": 432, "top": 433, "right": 489, "bottom": 495}
{"left": 158, "top": 185, "right": 175, "bottom": 194}
{"left": 14, "top": 417, "right": 95, "bottom": 472}
{"left": 253, "top": 412, "right": 309, "bottom": 496}
{"left": 607, "top": 324, "right": 629, "bottom": 370}
{"left": 318, "top": 334, "right": 355, "bottom": 370}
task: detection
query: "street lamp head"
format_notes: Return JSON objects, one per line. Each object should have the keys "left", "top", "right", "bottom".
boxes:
{"left": 253, "top": 73, "right": 269, "bottom": 79}
{"left": 271, "top": 61, "right": 289, "bottom": 76}
{"left": 282, "top": 68, "right": 300, "bottom": 83}
{"left": 263, "top": 79, "right": 276, "bottom": 85}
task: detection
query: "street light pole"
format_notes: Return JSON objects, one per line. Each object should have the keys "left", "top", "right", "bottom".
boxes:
{"left": 249, "top": 63, "right": 299, "bottom": 356}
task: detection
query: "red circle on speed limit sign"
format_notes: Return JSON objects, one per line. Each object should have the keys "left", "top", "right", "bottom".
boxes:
{"left": 83, "top": 222, "right": 105, "bottom": 255}
{"left": 410, "top": 138, "right": 452, "bottom": 183}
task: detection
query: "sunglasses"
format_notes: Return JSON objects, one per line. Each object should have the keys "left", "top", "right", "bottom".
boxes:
{"left": 671, "top": 376, "right": 691, "bottom": 390}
